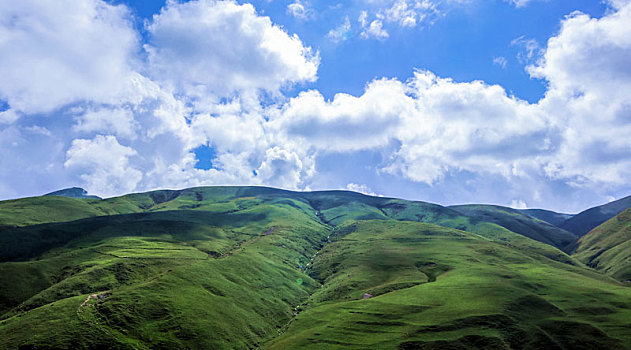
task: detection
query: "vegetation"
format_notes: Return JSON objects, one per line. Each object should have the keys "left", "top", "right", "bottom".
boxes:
{"left": 572, "top": 208, "right": 631, "bottom": 282}
{"left": 449, "top": 204, "right": 577, "bottom": 249}
{"left": 0, "top": 186, "right": 630, "bottom": 349}
{"left": 561, "top": 195, "right": 631, "bottom": 237}
{"left": 518, "top": 209, "right": 574, "bottom": 227}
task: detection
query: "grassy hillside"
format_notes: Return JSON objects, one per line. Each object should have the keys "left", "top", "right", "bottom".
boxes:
{"left": 519, "top": 209, "right": 574, "bottom": 227}
{"left": 0, "top": 196, "right": 110, "bottom": 227}
{"left": 572, "top": 208, "right": 631, "bottom": 282}
{"left": 449, "top": 205, "right": 577, "bottom": 249}
{"left": 561, "top": 195, "right": 631, "bottom": 237}
{"left": 44, "top": 187, "right": 101, "bottom": 199}
{"left": 268, "top": 220, "right": 631, "bottom": 349}
{"left": 0, "top": 186, "right": 629, "bottom": 349}
{"left": 0, "top": 190, "right": 330, "bottom": 349}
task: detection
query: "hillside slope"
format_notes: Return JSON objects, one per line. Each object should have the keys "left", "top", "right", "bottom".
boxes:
{"left": 572, "top": 208, "right": 631, "bottom": 282}
{"left": 268, "top": 220, "right": 631, "bottom": 349}
{"left": 44, "top": 187, "right": 101, "bottom": 199}
{"left": 449, "top": 204, "right": 577, "bottom": 249}
{"left": 0, "top": 187, "right": 629, "bottom": 349}
{"left": 561, "top": 195, "right": 631, "bottom": 237}
{"left": 519, "top": 209, "right": 574, "bottom": 227}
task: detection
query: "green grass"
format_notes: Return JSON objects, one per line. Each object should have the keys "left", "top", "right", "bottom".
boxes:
{"left": 1, "top": 186, "right": 630, "bottom": 349}
{"left": 268, "top": 220, "right": 631, "bottom": 349}
{"left": 449, "top": 204, "right": 577, "bottom": 249}
{"left": 573, "top": 208, "right": 631, "bottom": 282}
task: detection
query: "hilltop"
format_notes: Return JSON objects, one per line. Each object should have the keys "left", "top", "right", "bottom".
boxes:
{"left": 0, "top": 186, "right": 630, "bottom": 349}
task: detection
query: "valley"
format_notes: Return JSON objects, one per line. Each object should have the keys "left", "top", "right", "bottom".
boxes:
{"left": 0, "top": 187, "right": 630, "bottom": 349}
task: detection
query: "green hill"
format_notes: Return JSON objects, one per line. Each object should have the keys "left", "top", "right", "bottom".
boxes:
{"left": 561, "top": 195, "right": 631, "bottom": 237}
{"left": 448, "top": 204, "right": 577, "bottom": 250}
{"left": 44, "top": 187, "right": 101, "bottom": 199}
{"left": 518, "top": 209, "right": 574, "bottom": 227}
{"left": 0, "top": 186, "right": 630, "bottom": 349}
{"left": 572, "top": 208, "right": 631, "bottom": 282}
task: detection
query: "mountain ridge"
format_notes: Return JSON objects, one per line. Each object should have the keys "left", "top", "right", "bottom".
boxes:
{"left": 1, "top": 186, "right": 631, "bottom": 349}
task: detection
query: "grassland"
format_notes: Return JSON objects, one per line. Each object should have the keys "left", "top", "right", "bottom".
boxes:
{"left": 572, "top": 208, "right": 631, "bottom": 282}
{"left": 0, "top": 186, "right": 630, "bottom": 349}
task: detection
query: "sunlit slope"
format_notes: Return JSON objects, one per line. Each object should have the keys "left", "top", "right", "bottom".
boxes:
{"left": 302, "top": 193, "right": 577, "bottom": 264}
{"left": 0, "top": 195, "right": 331, "bottom": 349}
{"left": 0, "top": 186, "right": 314, "bottom": 227}
{"left": 0, "top": 196, "right": 110, "bottom": 227}
{"left": 562, "top": 195, "right": 631, "bottom": 237}
{"left": 0, "top": 187, "right": 579, "bottom": 268}
{"left": 572, "top": 208, "right": 631, "bottom": 282}
{"left": 0, "top": 187, "right": 629, "bottom": 349}
{"left": 268, "top": 220, "right": 631, "bottom": 349}
{"left": 449, "top": 204, "right": 577, "bottom": 249}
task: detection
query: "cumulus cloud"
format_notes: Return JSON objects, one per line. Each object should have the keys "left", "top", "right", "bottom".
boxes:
{"left": 272, "top": 78, "right": 412, "bottom": 152}
{"left": 64, "top": 135, "right": 143, "bottom": 197}
{"left": 532, "top": 2, "right": 631, "bottom": 186}
{"left": 256, "top": 147, "right": 311, "bottom": 189}
{"left": 510, "top": 199, "right": 528, "bottom": 209}
{"left": 0, "top": 0, "right": 138, "bottom": 114}
{"left": 72, "top": 108, "right": 138, "bottom": 140}
{"left": 346, "top": 183, "right": 379, "bottom": 196}
{"left": 0, "top": 0, "right": 630, "bottom": 213}
{"left": 273, "top": 70, "right": 549, "bottom": 184}
{"left": 146, "top": 0, "right": 319, "bottom": 97}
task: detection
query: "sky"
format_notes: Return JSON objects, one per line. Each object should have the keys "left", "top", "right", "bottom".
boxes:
{"left": 0, "top": 0, "right": 630, "bottom": 213}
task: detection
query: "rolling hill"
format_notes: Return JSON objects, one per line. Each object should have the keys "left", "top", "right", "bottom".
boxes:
{"left": 448, "top": 204, "right": 577, "bottom": 249}
{"left": 0, "top": 186, "right": 630, "bottom": 349}
{"left": 518, "top": 209, "right": 574, "bottom": 227}
{"left": 561, "top": 195, "right": 631, "bottom": 237}
{"left": 572, "top": 208, "right": 631, "bottom": 282}
{"left": 44, "top": 187, "right": 101, "bottom": 199}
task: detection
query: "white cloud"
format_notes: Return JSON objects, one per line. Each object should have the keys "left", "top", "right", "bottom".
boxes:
{"left": 0, "top": 110, "right": 19, "bottom": 124}
{"left": 328, "top": 17, "right": 352, "bottom": 43}
{"left": 287, "top": 0, "right": 313, "bottom": 19}
{"left": 0, "top": 0, "right": 630, "bottom": 214}
{"left": 510, "top": 199, "right": 528, "bottom": 209}
{"left": 504, "top": 0, "right": 543, "bottom": 8}
{"left": 346, "top": 183, "right": 378, "bottom": 196}
{"left": 493, "top": 56, "right": 508, "bottom": 69}
{"left": 511, "top": 36, "right": 542, "bottom": 64}
{"left": 274, "top": 70, "right": 548, "bottom": 184}
{"left": 384, "top": 0, "right": 440, "bottom": 27}
{"left": 0, "top": 0, "right": 138, "bottom": 114}
{"left": 64, "top": 135, "right": 142, "bottom": 197}
{"left": 256, "top": 147, "right": 311, "bottom": 189}
{"left": 271, "top": 78, "right": 412, "bottom": 151}
{"left": 146, "top": 0, "right": 319, "bottom": 97}
{"left": 355, "top": 0, "right": 442, "bottom": 40}
{"left": 72, "top": 108, "right": 138, "bottom": 140}
{"left": 532, "top": 2, "right": 631, "bottom": 186}
{"left": 361, "top": 19, "right": 389, "bottom": 40}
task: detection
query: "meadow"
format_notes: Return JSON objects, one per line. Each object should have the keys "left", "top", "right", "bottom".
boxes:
{"left": 0, "top": 186, "right": 629, "bottom": 349}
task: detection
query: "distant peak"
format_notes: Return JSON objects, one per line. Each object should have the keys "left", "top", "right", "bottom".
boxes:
{"left": 44, "top": 187, "right": 101, "bottom": 199}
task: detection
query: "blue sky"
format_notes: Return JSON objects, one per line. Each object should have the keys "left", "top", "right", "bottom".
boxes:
{"left": 116, "top": 0, "right": 608, "bottom": 102}
{"left": 0, "top": 0, "right": 630, "bottom": 213}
